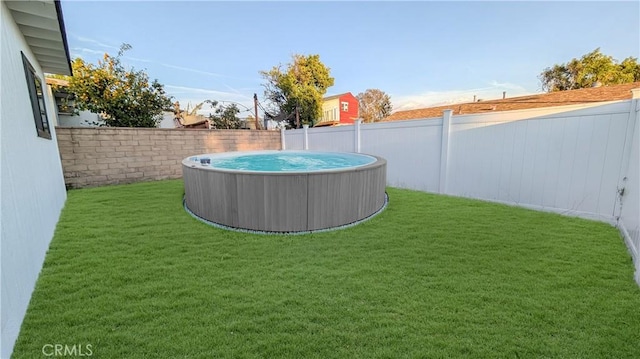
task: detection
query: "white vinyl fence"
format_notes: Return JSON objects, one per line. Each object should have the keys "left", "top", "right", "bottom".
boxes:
{"left": 283, "top": 90, "right": 640, "bottom": 284}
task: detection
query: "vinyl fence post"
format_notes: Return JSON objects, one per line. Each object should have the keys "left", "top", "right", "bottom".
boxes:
{"left": 439, "top": 110, "right": 453, "bottom": 194}
{"left": 303, "top": 124, "right": 309, "bottom": 150}
{"left": 634, "top": 90, "right": 640, "bottom": 286}
{"left": 354, "top": 119, "right": 362, "bottom": 153}
{"left": 614, "top": 89, "right": 640, "bottom": 285}
{"left": 616, "top": 89, "right": 640, "bottom": 208}
{"left": 280, "top": 127, "right": 286, "bottom": 150}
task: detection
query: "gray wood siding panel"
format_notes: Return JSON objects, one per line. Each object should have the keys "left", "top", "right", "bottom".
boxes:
{"left": 307, "top": 159, "right": 386, "bottom": 231}
{"left": 263, "top": 174, "right": 308, "bottom": 232}
{"left": 183, "top": 155, "right": 386, "bottom": 232}
{"left": 234, "top": 174, "right": 308, "bottom": 232}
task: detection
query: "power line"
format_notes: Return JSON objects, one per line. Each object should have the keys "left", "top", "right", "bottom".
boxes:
{"left": 216, "top": 100, "right": 253, "bottom": 112}
{"left": 256, "top": 98, "right": 275, "bottom": 117}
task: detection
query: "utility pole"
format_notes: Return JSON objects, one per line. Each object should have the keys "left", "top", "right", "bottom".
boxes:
{"left": 253, "top": 93, "right": 260, "bottom": 130}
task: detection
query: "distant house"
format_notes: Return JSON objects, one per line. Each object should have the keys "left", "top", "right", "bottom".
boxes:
{"left": 1, "top": 1, "right": 72, "bottom": 357}
{"left": 315, "top": 92, "right": 359, "bottom": 127}
{"left": 386, "top": 82, "right": 640, "bottom": 121}
{"left": 45, "top": 77, "right": 104, "bottom": 126}
{"left": 46, "top": 78, "right": 176, "bottom": 128}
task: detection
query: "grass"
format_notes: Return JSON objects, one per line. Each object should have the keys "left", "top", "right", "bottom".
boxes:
{"left": 12, "top": 179, "right": 640, "bottom": 358}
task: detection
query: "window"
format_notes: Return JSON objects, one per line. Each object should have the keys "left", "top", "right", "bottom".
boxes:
{"left": 22, "top": 52, "right": 51, "bottom": 139}
{"left": 322, "top": 108, "right": 339, "bottom": 122}
{"left": 341, "top": 101, "right": 349, "bottom": 112}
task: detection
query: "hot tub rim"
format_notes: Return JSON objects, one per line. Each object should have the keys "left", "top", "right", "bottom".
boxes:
{"left": 182, "top": 150, "right": 386, "bottom": 175}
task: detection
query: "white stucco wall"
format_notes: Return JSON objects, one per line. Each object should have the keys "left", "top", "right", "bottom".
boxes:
{"left": 158, "top": 111, "right": 177, "bottom": 128}
{"left": 56, "top": 110, "right": 103, "bottom": 127}
{"left": 1, "top": 3, "right": 68, "bottom": 357}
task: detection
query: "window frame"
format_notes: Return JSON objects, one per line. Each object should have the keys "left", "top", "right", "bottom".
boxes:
{"left": 21, "top": 52, "right": 51, "bottom": 140}
{"left": 341, "top": 101, "right": 349, "bottom": 112}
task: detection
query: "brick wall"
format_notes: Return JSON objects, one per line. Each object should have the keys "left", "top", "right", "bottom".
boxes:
{"left": 56, "top": 127, "right": 282, "bottom": 188}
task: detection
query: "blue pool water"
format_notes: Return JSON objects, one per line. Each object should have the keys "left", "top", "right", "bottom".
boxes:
{"left": 192, "top": 151, "right": 376, "bottom": 172}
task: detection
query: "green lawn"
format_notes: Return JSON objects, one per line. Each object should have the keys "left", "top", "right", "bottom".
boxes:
{"left": 12, "top": 180, "right": 640, "bottom": 358}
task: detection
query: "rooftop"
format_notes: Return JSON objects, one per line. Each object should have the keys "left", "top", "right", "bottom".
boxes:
{"left": 386, "top": 82, "right": 640, "bottom": 121}
{"left": 323, "top": 92, "right": 354, "bottom": 101}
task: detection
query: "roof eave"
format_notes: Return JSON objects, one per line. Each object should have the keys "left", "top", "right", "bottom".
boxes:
{"left": 54, "top": 0, "right": 72, "bottom": 75}
{"left": 5, "top": 0, "right": 72, "bottom": 76}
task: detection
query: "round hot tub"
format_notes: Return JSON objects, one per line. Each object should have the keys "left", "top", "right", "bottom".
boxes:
{"left": 182, "top": 150, "right": 387, "bottom": 233}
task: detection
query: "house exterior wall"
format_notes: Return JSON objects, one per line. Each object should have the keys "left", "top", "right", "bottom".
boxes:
{"left": 46, "top": 84, "right": 103, "bottom": 127}
{"left": 158, "top": 111, "right": 177, "bottom": 128}
{"left": 338, "top": 93, "right": 359, "bottom": 124}
{"left": 318, "top": 93, "right": 359, "bottom": 126}
{"left": 320, "top": 98, "right": 340, "bottom": 125}
{"left": 1, "top": 3, "right": 68, "bottom": 357}
{"left": 55, "top": 110, "right": 102, "bottom": 127}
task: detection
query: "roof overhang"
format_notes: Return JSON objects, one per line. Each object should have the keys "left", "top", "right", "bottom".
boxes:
{"left": 313, "top": 120, "right": 339, "bottom": 127}
{"left": 5, "top": 0, "right": 72, "bottom": 75}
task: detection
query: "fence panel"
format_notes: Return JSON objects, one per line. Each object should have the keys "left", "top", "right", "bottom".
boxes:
{"left": 284, "top": 129, "right": 305, "bottom": 150}
{"left": 283, "top": 100, "right": 636, "bottom": 221}
{"left": 307, "top": 126, "right": 355, "bottom": 152}
{"left": 446, "top": 102, "right": 631, "bottom": 220}
{"left": 361, "top": 120, "right": 443, "bottom": 192}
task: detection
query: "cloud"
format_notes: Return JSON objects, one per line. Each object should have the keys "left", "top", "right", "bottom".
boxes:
{"left": 69, "top": 31, "right": 252, "bottom": 95}
{"left": 391, "top": 82, "right": 538, "bottom": 112}
{"left": 69, "top": 48, "right": 154, "bottom": 68}
{"left": 68, "top": 34, "right": 126, "bottom": 62}
{"left": 487, "top": 80, "right": 529, "bottom": 91}
{"left": 69, "top": 33, "right": 119, "bottom": 50}
{"left": 159, "top": 64, "right": 254, "bottom": 95}
{"left": 69, "top": 47, "right": 106, "bottom": 59}
{"left": 164, "top": 85, "right": 254, "bottom": 114}
{"left": 124, "top": 56, "right": 153, "bottom": 63}
{"left": 73, "top": 47, "right": 105, "bottom": 54}
{"left": 160, "top": 63, "right": 223, "bottom": 77}
{"left": 165, "top": 85, "right": 241, "bottom": 96}
{"left": 146, "top": 61, "right": 248, "bottom": 95}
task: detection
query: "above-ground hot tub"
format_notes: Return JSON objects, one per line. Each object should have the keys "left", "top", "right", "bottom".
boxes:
{"left": 182, "top": 150, "right": 387, "bottom": 233}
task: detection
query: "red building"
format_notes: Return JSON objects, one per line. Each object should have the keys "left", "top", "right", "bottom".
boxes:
{"left": 315, "top": 92, "right": 359, "bottom": 127}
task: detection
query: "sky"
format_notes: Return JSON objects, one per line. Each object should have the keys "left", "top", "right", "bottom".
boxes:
{"left": 60, "top": 0, "right": 640, "bottom": 117}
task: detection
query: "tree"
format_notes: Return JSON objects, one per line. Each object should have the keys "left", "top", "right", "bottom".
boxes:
{"left": 68, "top": 44, "right": 173, "bottom": 127}
{"left": 540, "top": 48, "right": 640, "bottom": 92}
{"left": 260, "top": 54, "right": 334, "bottom": 128}
{"left": 205, "top": 100, "right": 241, "bottom": 129}
{"left": 357, "top": 89, "right": 393, "bottom": 123}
